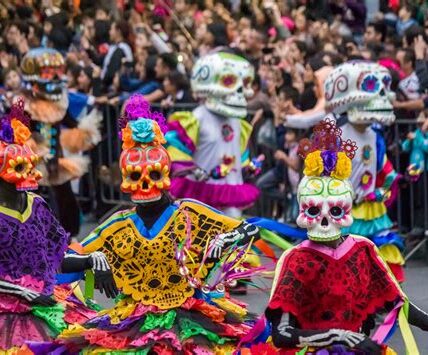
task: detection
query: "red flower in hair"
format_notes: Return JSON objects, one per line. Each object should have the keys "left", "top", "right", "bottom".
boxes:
{"left": 341, "top": 139, "right": 358, "bottom": 159}
{"left": 298, "top": 138, "right": 314, "bottom": 159}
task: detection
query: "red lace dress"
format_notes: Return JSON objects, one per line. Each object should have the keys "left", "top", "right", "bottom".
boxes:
{"left": 267, "top": 235, "right": 403, "bottom": 336}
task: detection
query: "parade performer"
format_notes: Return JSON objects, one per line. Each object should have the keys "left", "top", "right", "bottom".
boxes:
{"left": 261, "top": 119, "right": 428, "bottom": 355}
{"left": 285, "top": 61, "right": 404, "bottom": 281}
{"left": 323, "top": 61, "right": 404, "bottom": 281}
{"left": 166, "top": 51, "right": 260, "bottom": 217}
{"left": 0, "top": 98, "right": 113, "bottom": 352}
{"left": 20, "top": 47, "right": 102, "bottom": 236}
{"left": 401, "top": 113, "right": 428, "bottom": 177}
{"left": 47, "top": 96, "right": 262, "bottom": 354}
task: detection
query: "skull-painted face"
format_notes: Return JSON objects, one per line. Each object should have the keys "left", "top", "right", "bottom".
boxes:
{"left": 119, "top": 145, "right": 171, "bottom": 203}
{"left": 297, "top": 176, "right": 354, "bottom": 241}
{"left": 191, "top": 52, "right": 254, "bottom": 118}
{"left": 21, "top": 48, "right": 66, "bottom": 101}
{"left": 324, "top": 61, "right": 395, "bottom": 125}
{"left": 0, "top": 142, "right": 42, "bottom": 191}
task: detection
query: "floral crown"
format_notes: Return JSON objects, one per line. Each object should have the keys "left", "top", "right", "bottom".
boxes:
{"left": 297, "top": 118, "right": 357, "bottom": 180}
{"left": 0, "top": 97, "right": 32, "bottom": 146}
{"left": 119, "top": 94, "right": 168, "bottom": 150}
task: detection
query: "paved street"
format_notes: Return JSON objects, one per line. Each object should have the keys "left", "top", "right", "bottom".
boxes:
{"left": 78, "top": 223, "right": 428, "bottom": 354}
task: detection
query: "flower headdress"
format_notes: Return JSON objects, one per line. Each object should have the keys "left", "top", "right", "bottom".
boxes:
{"left": 297, "top": 117, "right": 357, "bottom": 180}
{"left": 0, "top": 97, "right": 32, "bottom": 145}
{"left": 119, "top": 94, "right": 168, "bottom": 149}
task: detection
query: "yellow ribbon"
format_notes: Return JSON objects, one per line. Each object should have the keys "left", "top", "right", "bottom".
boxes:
{"left": 399, "top": 301, "right": 420, "bottom": 355}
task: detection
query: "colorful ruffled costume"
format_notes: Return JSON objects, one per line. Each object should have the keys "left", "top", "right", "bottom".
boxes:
{"left": 55, "top": 201, "right": 257, "bottom": 353}
{"left": 321, "top": 62, "right": 405, "bottom": 281}
{"left": 340, "top": 123, "right": 404, "bottom": 281}
{"left": 45, "top": 96, "right": 262, "bottom": 354}
{"left": 166, "top": 107, "right": 259, "bottom": 213}
{"left": 165, "top": 52, "right": 259, "bottom": 217}
{"left": 264, "top": 235, "right": 411, "bottom": 355}
{"left": 20, "top": 48, "right": 102, "bottom": 236}
{"left": 21, "top": 48, "right": 101, "bottom": 187}
{"left": 244, "top": 119, "right": 420, "bottom": 355}
{"left": 0, "top": 100, "right": 98, "bottom": 352}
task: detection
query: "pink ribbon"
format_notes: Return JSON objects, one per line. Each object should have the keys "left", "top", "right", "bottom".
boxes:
{"left": 372, "top": 299, "right": 403, "bottom": 343}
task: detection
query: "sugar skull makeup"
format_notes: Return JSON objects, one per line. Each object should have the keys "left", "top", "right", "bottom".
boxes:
{"left": 324, "top": 61, "right": 395, "bottom": 125}
{"left": 191, "top": 52, "right": 254, "bottom": 118}
{"left": 0, "top": 143, "right": 41, "bottom": 191}
{"left": 120, "top": 144, "right": 171, "bottom": 203}
{"left": 0, "top": 98, "right": 42, "bottom": 190}
{"left": 297, "top": 118, "right": 357, "bottom": 241}
{"left": 21, "top": 48, "right": 66, "bottom": 101}
{"left": 297, "top": 176, "right": 354, "bottom": 241}
{"left": 118, "top": 96, "right": 170, "bottom": 204}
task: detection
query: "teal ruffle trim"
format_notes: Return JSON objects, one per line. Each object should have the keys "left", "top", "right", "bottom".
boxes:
{"left": 344, "top": 213, "right": 393, "bottom": 237}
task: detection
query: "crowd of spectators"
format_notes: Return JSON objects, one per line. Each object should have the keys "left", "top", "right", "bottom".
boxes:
{"left": 0, "top": 0, "right": 428, "bottom": 236}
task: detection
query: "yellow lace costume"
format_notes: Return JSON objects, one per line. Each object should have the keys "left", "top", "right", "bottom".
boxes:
{"left": 57, "top": 199, "right": 256, "bottom": 354}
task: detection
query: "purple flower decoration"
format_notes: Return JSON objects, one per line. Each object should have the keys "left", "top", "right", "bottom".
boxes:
{"left": 119, "top": 94, "right": 167, "bottom": 134}
{"left": 0, "top": 121, "right": 14, "bottom": 144}
{"left": 321, "top": 150, "right": 337, "bottom": 176}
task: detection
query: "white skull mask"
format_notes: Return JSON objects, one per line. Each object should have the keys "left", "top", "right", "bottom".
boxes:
{"left": 297, "top": 176, "right": 354, "bottom": 241}
{"left": 324, "top": 61, "right": 396, "bottom": 125}
{"left": 191, "top": 52, "right": 254, "bottom": 118}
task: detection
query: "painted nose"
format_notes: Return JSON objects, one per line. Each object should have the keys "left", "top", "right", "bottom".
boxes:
{"left": 321, "top": 217, "right": 329, "bottom": 227}
{"left": 237, "top": 86, "right": 243, "bottom": 93}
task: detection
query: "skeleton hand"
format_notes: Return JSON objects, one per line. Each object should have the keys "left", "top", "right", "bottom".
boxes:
{"left": 0, "top": 280, "right": 56, "bottom": 306}
{"left": 193, "top": 167, "right": 209, "bottom": 182}
{"left": 207, "top": 223, "right": 259, "bottom": 259}
{"left": 297, "top": 329, "right": 365, "bottom": 348}
{"left": 89, "top": 252, "right": 118, "bottom": 299}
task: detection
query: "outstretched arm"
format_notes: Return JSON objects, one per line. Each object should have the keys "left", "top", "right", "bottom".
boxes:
{"left": 270, "top": 311, "right": 381, "bottom": 354}
{"left": 208, "top": 222, "right": 260, "bottom": 259}
{"left": 0, "top": 279, "right": 56, "bottom": 306}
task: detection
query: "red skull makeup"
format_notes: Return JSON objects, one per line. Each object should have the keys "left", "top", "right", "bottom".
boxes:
{"left": 0, "top": 98, "right": 42, "bottom": 191}
{"left": 0, "top": 142, "right": 41, "bottom": 191}
{"left": 120, "top": 145, "right": 171, "bottom": 203}
{"left": 118, "top": 94, "right": 170, "bottom": 203}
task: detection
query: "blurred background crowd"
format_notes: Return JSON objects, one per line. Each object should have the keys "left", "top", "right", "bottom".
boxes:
{"left": 0, "top": 0, "right": 427, "bottom": 244}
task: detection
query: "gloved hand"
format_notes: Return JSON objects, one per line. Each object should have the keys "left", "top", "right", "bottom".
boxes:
{"left": 16, "top": 286, "right": 57, "bottom": 306}
{"left": 207, "top": 223, "right": 259, "bottom": 258}
{"left": 89, "top": 252, "right": 118, "bottom": 299}
{"left": 193, "top": 167, "right": 209, "bottom": 182}
{"left": 353, "top": 337, "right": 382, "bottom": 355}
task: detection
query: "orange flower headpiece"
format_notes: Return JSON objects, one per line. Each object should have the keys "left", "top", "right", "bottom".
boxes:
{"left": 297, "top": 117, "right": 358, "bottom": 180}
{"left": 0, "top": 97, "right": 32, "bottom": 146}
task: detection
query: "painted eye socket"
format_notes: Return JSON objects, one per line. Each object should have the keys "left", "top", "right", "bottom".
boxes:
{"left": 305, "top": 206, "right": 321, "bottom": 218}
{"left": 221, "top": 74, "right": 237, "bottom": 88}
{"left": 129, "top": 171, "right": 142, "bottom": 181}
{"left": 329, "top": 206, "right": 345, "bottom": 219}
{"left": 149, "top": 170, "right": 162, "bottom": 181}
{"left": 14, "top": 163, "right": 26, "bottom": 173}
{"left": 382, "top": 75, "right": 392, "bottom": 90}
{"left": 360, "top": 75, "right": 380, "bottom": 93}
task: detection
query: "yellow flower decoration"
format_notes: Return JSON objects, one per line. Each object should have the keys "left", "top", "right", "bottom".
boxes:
{"left": 331, "top": 152, "right": 352, "bottom": 180}
{"left": 10, "top": 119, "right": 31, "bottom": 145}
{"left": 121, "top": 125, "right": 135, "bottom": 149}
{"left": 303, "top": 151, "right": 324, "bottom": 177}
